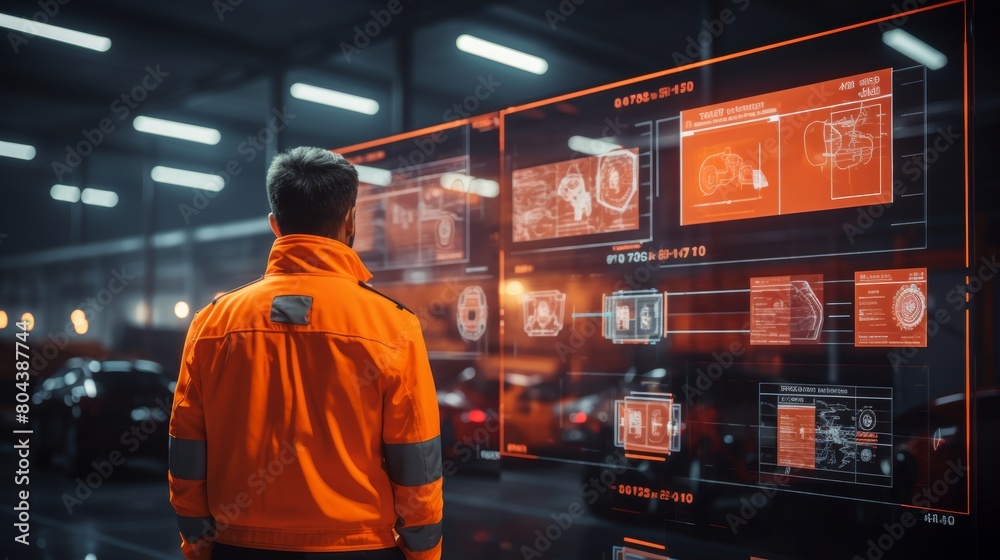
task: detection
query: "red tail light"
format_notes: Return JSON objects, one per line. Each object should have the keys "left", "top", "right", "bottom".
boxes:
{"left": 569, "top": 412, "right": 588, "bottom": 424}
{"left": 467, "top": 409, "right": 487, "bottom": 423}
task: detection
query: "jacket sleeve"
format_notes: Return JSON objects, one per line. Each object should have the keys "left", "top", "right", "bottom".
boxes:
{"left": 382, "top": 315, "right": 443, "bottom": 560}
{"left": 168, "top": 314, "right": 215, "bottom": 560}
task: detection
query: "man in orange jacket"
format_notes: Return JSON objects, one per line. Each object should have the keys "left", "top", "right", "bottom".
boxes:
{"left": 168, "top": 147, "right": 443, "bottom": 560}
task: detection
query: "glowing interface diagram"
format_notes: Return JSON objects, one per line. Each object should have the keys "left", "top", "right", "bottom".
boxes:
{"left": 760, "top": 383, "right": 893, "bottom": 486}
{"left": 615, "top": 392, "right": 682, "bottom": 456}
{"left": 602, "top": 290, "right": 665, "bottom": 344}
{"left": 680, "top": 69, "right": 893, "bottom": 225}
{"left": 750, "top": 275, "right": 824, "bottom": 345}
{"left": 456, "top": 285, "right": 488, "bottom": 342}
{"left": 854, "top": 268, "right": 927, "bottom": 347}
{"left": 355, "top": 157, "right": 470, "bottom": 270}
{"left": 512, "top": 148, "right": 641, "bottom": 242}
{"left": 521, "top": 290, "right": 567, "bottom": 337}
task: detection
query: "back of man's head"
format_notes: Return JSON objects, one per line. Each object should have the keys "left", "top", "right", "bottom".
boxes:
{"left": 266, "top": 147, "right": 359, "bottom": 238}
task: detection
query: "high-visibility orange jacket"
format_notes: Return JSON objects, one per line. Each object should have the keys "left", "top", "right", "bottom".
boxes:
{"left": 168, "top": 234, "right": 443, "bottom": 560}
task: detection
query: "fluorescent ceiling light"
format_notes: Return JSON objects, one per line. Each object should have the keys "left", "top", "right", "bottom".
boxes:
{"left": 0, "top": 12, "right": 111, "bottom": 52}
{"left": 882, "top": 29, "right": 947, "bottom": 70}
{"left": 0, "top": 139, "right": 36, "bottom": 160}
{"left": 456, "top": 34, "right": 548, "bottom": 75}
{"left": 133, "top": 116, "right": 221, "bottom": 145}
{"left": 151, "top": 166, "right": 225, "bottom": 192}
{"left": 290, "top": 83, "right": 379, "bottom": 115}
{"left": 355, "top": 164, "right": 392, "bottom": 187}
{"left": 51, "top": 184, "right": 81, "bottom": 203}
{"left": 568, "top": 136, "right": 622, "bottom": 156}
{"left": 81, "top": 188, "right": 119, "bottom": 208}
{"left": 441, "top": 173, "right": 500, "bottom": 198}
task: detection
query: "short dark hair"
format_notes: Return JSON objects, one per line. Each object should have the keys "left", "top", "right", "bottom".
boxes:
{"left": 266, "top": 147, "right": 359, "bottom": 238}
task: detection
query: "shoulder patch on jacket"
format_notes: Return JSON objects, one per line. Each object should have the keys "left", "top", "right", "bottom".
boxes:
{"left": 212, "top": 276, "right": 264, "bottom": 305}
{"left": 270, "top": 295, "right": 313, "bottom": 325}
{"left": 358, "top": 281, "right": 413, "bottom": 314}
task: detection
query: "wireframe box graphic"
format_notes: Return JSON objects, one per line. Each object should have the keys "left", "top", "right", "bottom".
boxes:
{"left": 602, "top": 290, "right": 665, "bottom": 344}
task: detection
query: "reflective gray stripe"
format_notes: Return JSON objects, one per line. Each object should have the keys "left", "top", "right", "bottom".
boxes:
{"left": 176, "top": 515, "right": 215, "bottom": 543}
{"left": 384, "top": 435, "right": 442, "bottom": 486}
{"left": 169, "top": 437, "right": 207, "bottom": 480}
{"left": 270, "top": 295, "right": 313, "bottom": 325}
{"left": 397, "top": 521, "right": 442, "bottom": 552}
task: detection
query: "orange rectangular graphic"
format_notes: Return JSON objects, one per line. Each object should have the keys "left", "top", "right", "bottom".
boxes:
{"left": 777, "top": 403, "right": 816, "bottom": 469}
{"left": 854, "top": 268, "right": 928, "bottom": 347}
{"left": 751, "top": 276, "right": 791, "bottom": 345}
{"left": 620, "top": 396, "right": 675, "bottom": 455}
{"left": 751, "top": 275, "right": 825, "bottom": 345}
{"left": 512, "top": 148, "right": 640, "bottom": 241}
{"left": 680, "top": 69, "right": 893, "bottom": 225}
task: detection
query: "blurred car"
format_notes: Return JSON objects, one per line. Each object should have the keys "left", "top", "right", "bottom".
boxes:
{"left": 437, "top": 366, "right": 500, "bottom": 467}
{"left": 503, "top": 374, "right": 566, "bottom": 454}
{"left": 32, "top": 357, "right": 174, "bottom": 476}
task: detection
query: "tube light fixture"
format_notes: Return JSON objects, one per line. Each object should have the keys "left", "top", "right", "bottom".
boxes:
{"left": 568, "top": 135, "right": 622, "bottom": 156}
{"left": 81, "top": 188, "right": 119, "bottom": 208}
{"left": 290, "top": 83, "right": 380, "bottom": 115}
{"left": 355, "top": 165, "right": 392, "bottom": 187}
{"left": 0, "top": 12, "right": 111, "bottom": 52}
{"left": 882, "top": 29, "right": 947, "bottom": 70}
{"left": 456, "top": 34, "right": 548, "bottom": 75}
{"left": 0, "top": 139, "right": 36, "bottom": 160}
{"left": 151, "top": 166, "right": 225, "bottom": 192}
{"left": 50, "top": 184, "right": 81, "bottom": 203}
{"left": 440, "top": 173, "right": 500, "bottom": 198}
{"left": 133, "top": 116, "right": 221, "bottom": 145}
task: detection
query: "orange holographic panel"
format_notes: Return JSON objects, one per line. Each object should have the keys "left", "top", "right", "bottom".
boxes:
{"left": 680, "top": 68, "right": 893, "bottom": 225}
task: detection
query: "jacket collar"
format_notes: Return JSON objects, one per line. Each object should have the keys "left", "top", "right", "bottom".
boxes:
{"left": 265, "top": 234, "right": 373, "bottom": 283}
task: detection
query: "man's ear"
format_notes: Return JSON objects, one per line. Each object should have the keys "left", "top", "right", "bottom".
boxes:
{"left": 268, "top": 213, "right": 282, "bottom": 238}
{"left": 345, "top": 206, "right": 356, "bottom": 238}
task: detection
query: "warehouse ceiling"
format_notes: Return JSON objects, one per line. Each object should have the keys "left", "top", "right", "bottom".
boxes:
{"left": 0, "top": 0, "right": 990, "bottom": 257}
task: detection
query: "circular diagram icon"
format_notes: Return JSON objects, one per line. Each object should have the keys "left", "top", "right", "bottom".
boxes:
{"left": 436, "top": 214, "right": 455, "bottom": 248}
{"left": 595, "top": 149, "right": 638, "bottom": 212}
{"left": 456, "top": 286, "right": 488, "bottom": 342}
{"left": 892, "top": 283, "right": 926, "bottom": 331}
{"left": 858, "top": 408, "right": 877, "bottom": 431}
{"left": 860, "top": 448, "right": 873, "bottom": 462}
